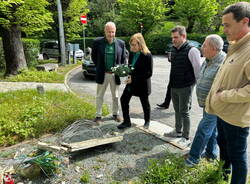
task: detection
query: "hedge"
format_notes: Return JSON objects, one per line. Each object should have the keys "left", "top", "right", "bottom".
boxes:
{"left": 0, "top": 38, "right": 40, "bottom": 71}
{"left": 68, "top": 36, "right": 131, "bottom": 51}
{"left": 23, "top": 38, "right": 40, "bottom": 67}
{"left": 145, "top": 33, "right": 172, "bottom": 54}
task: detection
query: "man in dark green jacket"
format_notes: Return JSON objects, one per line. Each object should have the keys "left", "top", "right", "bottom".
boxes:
{"left": 91, "top": 22, "right": 126, "bottom": 123}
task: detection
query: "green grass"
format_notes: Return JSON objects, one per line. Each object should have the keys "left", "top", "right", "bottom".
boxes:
{"left": 140, "top": 152, "right": 227, "bottom": 184}
{"left": 0, "top": 89, "right": 108, "bottom": 146}
{"left": 0, "top": 60, "right": 81, "bottom": 83}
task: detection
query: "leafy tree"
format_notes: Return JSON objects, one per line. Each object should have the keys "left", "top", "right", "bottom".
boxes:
{"left": 86, "top": 0, "right": 118, "bottom": 37}
{"left": 0, "top": 0, "right": 53, "bottom": 76}
{"left": 118, "top": 0, "right": 167, "bottom": 35}
{"left": 213, "top": 0, "right": 241, "bottom": 32}
{"left": 173, "top": 0, "right": 218, "bottom": 33}
{"left": 61, "top": 0, "right": 89, "bottom": 39}
{"left": 44, "top": 0, "right": 88, "bottom": 39}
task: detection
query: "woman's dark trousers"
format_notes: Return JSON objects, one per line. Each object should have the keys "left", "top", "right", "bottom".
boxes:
{"left": 121, "top": 89, "right": 150, "bottom": 123}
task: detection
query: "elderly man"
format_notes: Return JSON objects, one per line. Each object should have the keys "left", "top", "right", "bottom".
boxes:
{"left": 91, "top": 22, "right": 126, "bottom": 123}
{"left": 205, "top": 2, "right": 250, "bottom": 184}
{"left": 185, "top": 34, "right": 226, "bottom": 167}
{"left": 164, "top": 26, "right": 202, "bottom": 146}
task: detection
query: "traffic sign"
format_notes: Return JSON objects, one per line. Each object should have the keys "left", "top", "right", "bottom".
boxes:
{"left": 80, "top": 15, "right": 87, "bottom": 24}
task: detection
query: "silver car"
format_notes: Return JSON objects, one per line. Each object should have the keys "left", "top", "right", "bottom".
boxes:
{"left": 42, "top": 41, "right": 84, "bottom": 60}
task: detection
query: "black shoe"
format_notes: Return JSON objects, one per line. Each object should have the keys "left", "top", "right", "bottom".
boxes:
{"left": 156, "top": 103, "right": 169, "bottom": 109}
{"left": 117, "top": 122, "right": 131, "bottom": 129}
{"left": 143, "top": 122, "right": 150, "bottom": 129}
{"left": 113, "top": 115, "right": 122, "bottom": 122}
{"left": 94, "top": 117, "right": 102, "bottom": 123}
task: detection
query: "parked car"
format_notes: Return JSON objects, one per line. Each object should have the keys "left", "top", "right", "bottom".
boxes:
{"left": 41, "top": 41, "right": 84, "bottom": 60}
{"left": 41, "top": 41, "right": 59, "bottom": 59}
{"left": 82, "top": 47, "right": 96, "bottom": 79}
{"left": 70, "top": 49, "right": 84, "bottom": 60}
{"left": 82, "top": 48, "right": 129, "bottom": 79}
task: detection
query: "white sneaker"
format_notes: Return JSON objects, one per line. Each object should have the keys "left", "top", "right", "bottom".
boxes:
{"left": 164, "top": 130, "right": 182, "bottom": 138}
{"left": 177, "top": 137, "right": 191, "bottom": 148}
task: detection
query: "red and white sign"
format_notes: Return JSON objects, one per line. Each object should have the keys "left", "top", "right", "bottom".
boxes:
{"left": 80, "top": 15, "right": 87, "bottom": 24}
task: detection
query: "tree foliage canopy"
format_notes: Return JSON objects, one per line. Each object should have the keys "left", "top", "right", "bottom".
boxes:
{"left": 173, "top": 0, "right": 218, "bottom": 33}
{"left": 0, "top": 0, "right": 53, "bottom": 36}
{"left": 64, "top": 0, "right": 89, "bottom": 38}
{"left": 86, "top": 0, "right": 118, "bottom": 36}
{"left": 118, "top": 0, "right": 167, "bottom": 35}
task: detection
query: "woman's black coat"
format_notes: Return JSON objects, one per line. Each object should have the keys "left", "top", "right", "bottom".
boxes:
{"left": 125, "top": 52, "right": 153, "bottom": 96}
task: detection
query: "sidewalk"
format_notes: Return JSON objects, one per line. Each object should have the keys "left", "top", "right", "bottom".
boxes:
{"left": 0, "top": 82, "right": 68, "bottom": 93}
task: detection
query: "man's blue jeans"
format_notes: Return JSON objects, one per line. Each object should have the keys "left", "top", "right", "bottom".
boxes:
{"left": 217, "top": 117, "right": 249, "bottom": 184}
{"left": 188, "top": 110, "right": 218, "bottom": 164}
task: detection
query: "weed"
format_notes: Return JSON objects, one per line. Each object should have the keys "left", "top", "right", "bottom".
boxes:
{"left": 96, "top": 158, "right": 106, "bottom": 163}
{"left": 80, "top": 170, "right": 90, "bottom": 183}
{"left": 92, "top": 165, "right": 102, "bottom": 170}
{"left": 140, "top": 152, "right": 227, "bottom": 184}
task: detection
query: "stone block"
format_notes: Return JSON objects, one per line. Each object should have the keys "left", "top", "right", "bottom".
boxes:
{"left": 36, "top": 63, "right": 59, "bottom": 72}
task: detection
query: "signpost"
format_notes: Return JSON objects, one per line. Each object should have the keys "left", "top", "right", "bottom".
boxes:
{"left": 80, "top": 15, "right": 87, "bottom": 54}
{"left": 56, "top": 0, "right": 66, "bottom": 65}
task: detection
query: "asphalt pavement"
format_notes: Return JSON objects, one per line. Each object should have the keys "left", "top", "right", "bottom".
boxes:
{"left": 0, "top": 55, "right": 249, "bottom": 172}
{"left": 66, "top": 55, "right": 203, "bottom": 139}
{"left": 66, "top": 55, "right": 250, "bottom": 172}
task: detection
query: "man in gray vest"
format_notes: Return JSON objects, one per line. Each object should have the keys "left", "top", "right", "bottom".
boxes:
{"left": 185, "top": 34, "right": 226, "bottom": 167}
{"left": 164, "top": 26, "right": 202, "bottom": 147}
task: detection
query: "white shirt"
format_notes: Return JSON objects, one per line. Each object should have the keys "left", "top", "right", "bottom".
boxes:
{"left": 188, "top": 47, "right": 202, "bottom": 80}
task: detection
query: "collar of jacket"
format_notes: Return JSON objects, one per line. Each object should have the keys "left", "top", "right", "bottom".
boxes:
{"left": 173, "top": 41, "right": 189, "bottom": 51}
{"left": 227, "top": 32, "right": 250, "bottom": 56}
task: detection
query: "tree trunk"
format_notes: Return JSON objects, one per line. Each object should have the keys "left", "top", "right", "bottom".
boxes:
{"left": 187, "top": 17, "right": 195, "bottom": 33}
{"left": 0, "top": 24, "right": 27, "bottom": 76}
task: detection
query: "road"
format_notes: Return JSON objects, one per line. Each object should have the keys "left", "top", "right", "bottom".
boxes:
{"left": 67, "top": 55, "right": 250, "bottom": 171}
{"left": 67, "top": 55, "right": 203, "bottom": 138}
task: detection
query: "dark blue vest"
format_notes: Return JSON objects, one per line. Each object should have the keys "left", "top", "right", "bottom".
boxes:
{"left": 170, "top": 42, "right": 196, "bottom": 88}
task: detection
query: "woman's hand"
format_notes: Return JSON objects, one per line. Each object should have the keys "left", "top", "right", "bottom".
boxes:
{"left": 125, "top": 75, "right": 132, "bottom": 84}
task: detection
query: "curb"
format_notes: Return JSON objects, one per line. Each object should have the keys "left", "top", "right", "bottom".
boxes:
{"left": 64, "top": 64, "right": 82, "bottom": 96}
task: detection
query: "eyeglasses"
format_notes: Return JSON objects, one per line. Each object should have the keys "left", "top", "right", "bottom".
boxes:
{"left": 130, "top": 43, "right": 138, "bottom": 47}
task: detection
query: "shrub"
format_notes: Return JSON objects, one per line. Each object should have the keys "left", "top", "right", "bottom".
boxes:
{"left": 0, "top": 38, "right": 40, "bottom": 71}
{"left": 188, "top": 33, "right": 206, "bottom": 44}
{"left": 145, "top": 33, "right": 172, "bottom": 54}
{"left": 140, "top": 152, "right": 227, "bottom": 184}
{"left": 23, "top": 38, "right": 40, "bottom": 67}
{"left": 1, "top": 63, "right": 80, "bottom": 83}
{"left": 68, "top": 37, "right": 130, "bottom": 51}
{"left": 4, "top": 68, "right": 64, "bottom": 83}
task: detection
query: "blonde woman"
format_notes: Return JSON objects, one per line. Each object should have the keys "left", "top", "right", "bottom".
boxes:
{"left": 117, "top": 33, "right": 153, "bottom": 129}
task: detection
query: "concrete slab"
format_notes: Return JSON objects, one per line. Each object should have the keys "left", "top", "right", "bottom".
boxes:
{"left": 131, "top": 118, "right": 191, "bottom": 151}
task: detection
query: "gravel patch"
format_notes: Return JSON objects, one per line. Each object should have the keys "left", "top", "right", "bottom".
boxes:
{"left": 0, "top": 119, "right": 180, "bottom": 184}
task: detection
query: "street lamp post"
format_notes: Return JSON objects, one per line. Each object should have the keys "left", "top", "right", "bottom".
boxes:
{"left": 56, "top": 0, "right": 66, "bottom": 65}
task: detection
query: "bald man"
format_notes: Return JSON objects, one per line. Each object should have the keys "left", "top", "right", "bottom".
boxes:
{"left": 91, "top": 22, "right": 126, "bottom": 123}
